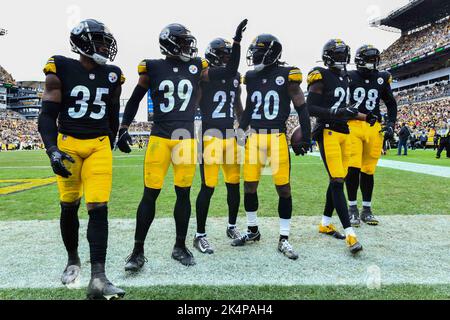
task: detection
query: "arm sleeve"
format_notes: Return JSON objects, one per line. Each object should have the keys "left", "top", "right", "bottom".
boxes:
{"left": 37, "top": 101, "right": 60, "bottom": 150}
{"left": 239, "top": 94, "right": 253, "bottom": 130}
{"left": 208, "top": 42, "right": 241, "bottom": 81}
{"left": 109, "top": 84, "right": 122, "bottom": 143}
{"left": 307, "top": 91, "right": 333, "bottom": 119}
{"left": 382, "top": 76, "right": 398, "bottom": 125}
{"left": 294, "top": 104, "right": 311, "bottom": 142}
{"left": 121, "top": 85, "right": 148, "bottom": 127}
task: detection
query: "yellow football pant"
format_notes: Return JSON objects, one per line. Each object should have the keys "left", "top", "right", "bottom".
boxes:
{"left": 318, "top": 129, "right": 351, "bottom": 179}
{"left": 56, "top": 134, "right": 112, "bottom": 203}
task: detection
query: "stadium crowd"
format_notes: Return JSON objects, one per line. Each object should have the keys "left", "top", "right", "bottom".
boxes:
{"left": 0, "top": 65, "right": 15, "bottom": 84}
{"left": 0, "top": 111, "right": 43, "bottom": 151}
{"left": 380, "top": 18, "right": 450, "bottom": 69}
{"left": 395, "top": 81, "right": 450, "bottom": 105}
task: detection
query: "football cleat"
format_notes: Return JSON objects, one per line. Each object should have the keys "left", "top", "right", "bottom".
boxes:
{"left": 349, "top": 205, "right": 361, "bottom": 228}
{"left": 87, "top": 274, "right": 125, "bottom": 300}
{"left": 226, "top": 227, "right": 242, "bottom": 240}
{"left": 231, "top": 229, "right": 261, "bottom": 247}
{"left": 124, "top": 251, "right": 147, "bottom": 272}
{"left": 61, "top": 262, "right": 81, "bottom": 289}
{"left": 346, "top": 235, "right": 363, "bottom": 255}
{"left": 172, "top": 246, "right": 196, "bottom": 266}
{"left": 193, "top": 235, "right": 214, "bottom": 254}
{"left": 319, "top": 224, "right": 345, "bottom": 240}
{"left": 278, "top": 239, "right": 299, "bottom": 260}
{"left": 361, "top": 207, "right": 379, "bottom": 226}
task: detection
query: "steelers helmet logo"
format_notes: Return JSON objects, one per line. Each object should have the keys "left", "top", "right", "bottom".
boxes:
{"left": 378, "top": 77, "right": 384, "bottom": 85}
{"left": 276, "top": 76, "right": 285, "bottom": 86}
{"left": 72, "top": 23, "right": 84, "bottom": 35}
{"left": 109, "top": 72, "right": 118, "bottom": 83}
{"left": 160, "top": 28, "right": 170, "bottom": 40}
{"left": 189, "top": 65, "right": 198, "bottom": 74}
{"left": 234, "top": 79, "right": 239, "bottom": 88}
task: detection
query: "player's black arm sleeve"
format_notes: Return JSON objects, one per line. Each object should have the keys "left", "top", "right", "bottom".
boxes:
{"left": 238, "top": 94, "right": 253, "bottom": 130}
{"left": 208, "top": 42, "right": 241, "bottom": 81}
{"left": 121, "top": 85, "right": 148, "bottom": 127}
{"left": 294, "top": 104, "right": 312, "bottom": 141}
{"left": 382, "top": 88, "right": 398, "bottom": 125}
{"left": 37, "top": 101, "right": 60, "bottom": 150}
{"left": 307, "top": 92, "right": 333, "bottom": 119}
{"left": 109, "top": 86, "right": 122, "bottom": 143}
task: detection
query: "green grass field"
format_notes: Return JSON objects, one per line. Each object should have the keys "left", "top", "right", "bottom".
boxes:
{"left": 0, "top": 148, "right": 449, "bottom": 300}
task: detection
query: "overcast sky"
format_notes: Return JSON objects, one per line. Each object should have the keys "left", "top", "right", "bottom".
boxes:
{"left": 0, "top": 0, "right": 408, "bottom": 120}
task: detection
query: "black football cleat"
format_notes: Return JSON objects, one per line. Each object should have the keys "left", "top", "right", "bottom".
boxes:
{"left": 61, "top": 257, "right": 81, "bottom": 288}
{"left": 361, "top": 207, "right": 379, "bottom": 226}
{"left": 231, "top": 229, "right": 261, "bottom": 247}
{"left": 193, "top": 235, "right": 214, "bottom": 254}
{"left": 124, "top": 251, "right": 147, "bottom": 272}
{"left": 349, "top": 205, "right": 361, "bottom": 228}
{"left": 172, "top": 246, "right": 196, "bottom": 266}
{"left": 226, "top": 226, "right": 242, "bottom": 240}
{"left": 87, "top": 274, "right": 125, "bottom": 300}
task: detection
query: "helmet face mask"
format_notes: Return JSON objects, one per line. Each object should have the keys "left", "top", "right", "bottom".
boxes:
{"left": 70, "top": 20, "right": 117, "bottom": 65}
{"left": 355, "top": 46, "right": 380, "bottom": 71}
{"left": 246, "top": 35, "right": 282, "bottom": 71}
{"left": 159, "top": 24, "right": 198, "bottom": 62}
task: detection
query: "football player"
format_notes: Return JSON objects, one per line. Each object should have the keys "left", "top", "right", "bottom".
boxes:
{"left": 194, "top": 38, "right": 244, "bottom": 254}
{"left": 346, "top": 45, "right": 397, "bottom": 227}
{"left": 38, "top": 19, "right": 125, "bottom": 299}
{"left": 118, "top": 20, "right": 248, "bottom": 269}
{"left": 233, "top": 34, "right": 311, "bottom": 260}
{"left": 306, "top": 39, "right": 378, "bottom": 255}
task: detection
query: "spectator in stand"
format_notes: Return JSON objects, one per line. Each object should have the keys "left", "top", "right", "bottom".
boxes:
{"left": 397, "top": 123, "right": 411, "bottom": 156}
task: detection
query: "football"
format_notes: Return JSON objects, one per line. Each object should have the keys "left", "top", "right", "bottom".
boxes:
{"left": 290, "top": 125, "right": 303, "bottom": 154}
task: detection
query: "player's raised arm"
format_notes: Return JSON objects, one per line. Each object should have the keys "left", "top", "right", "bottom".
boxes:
{"left": 38, "top": 71, "right": 75, "bottom": 178}
{"left": 234, "top": 85, "right": 244, "bottom": 121}
{"left": 201, "top": 19, "right": 247, "bottom": 82}
{"left": 117, "top": 68, "right": 151, "bottom": 153}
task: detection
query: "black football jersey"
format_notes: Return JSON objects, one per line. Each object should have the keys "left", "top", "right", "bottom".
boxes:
{"left": 138, "top": 57, "right": 207, "bottom": 138}
{"left": 244, "top": 65, "right": 302, "bottom": 132}
{"left": 307, "top": 67, "right": 350, "bottom": 134}
{"left": 43, "top": 55, "right": 124, "bottom": 139}
{"left": 199, "top": 73, "right": 241, "bottom": 135}
{"left": 348, "top": 70, "right": 393, "bottom": 119}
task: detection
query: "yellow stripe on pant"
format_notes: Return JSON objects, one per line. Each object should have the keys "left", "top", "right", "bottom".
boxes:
{"left": 348, "top": 120, "right": 383, "bottom": 175}
{"left": 56, "top": 134, "right": 112, "bottom": 203}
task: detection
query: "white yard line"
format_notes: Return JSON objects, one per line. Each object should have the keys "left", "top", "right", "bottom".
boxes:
{"left": 0, "top": 216, "right": 449, "bottom": 289}
{"left": 308, "top": 153, "right": 450, "bottom": 178}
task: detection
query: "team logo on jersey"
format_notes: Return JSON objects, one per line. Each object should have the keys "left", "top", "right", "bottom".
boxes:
{"left": 160, "top": 28, "right": 170, "bottom": 40}
{"left": 377, "top": 77, "right": 384, "bottom": 85}
{"left": 89, "top": 74, "right": 96, "bottom": 80}
{"left": 109, "top": 72, "right": 118, "bottom": 83}
{"left": 189, "top": 65, "right": 198, "bottom": 74}
{"left": 276, "top": 76, "right": 285, "bottom": 86}
{"left": 234, "top": 79, "right": 239, "bottom": 88}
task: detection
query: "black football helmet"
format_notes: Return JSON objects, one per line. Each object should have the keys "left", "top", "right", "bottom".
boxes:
{"left": 355, "top": 45, "right": 381, "bottom": 71}
{"left": 246, "top": 34, "right": 282, "bottom": 71}
{"left": 205, "top": 38, "right": 233, "bottom": 67}
{"left": 159, "top": 23, "right": 198, "bottom": 62}
{"left": 322, "top": 39, "right": 350, "bottom": 70}
{"left": 70, "top": 19, "right": 117, "bottom": 65}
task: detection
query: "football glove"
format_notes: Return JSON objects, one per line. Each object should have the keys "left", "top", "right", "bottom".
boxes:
{"left": 117, "top": 128, "right": 133, "bottom": 153}
{"left": 365, "top": 112, "right": 378, "bottom": 127}
{"left": 331, "top": 106, "right": 359, "bottom": 119}
{"left": 292, "top": 140, "right": 311, "bottom": 156}
{"left": 233, "top": 19, "right": 248, "bottom": 42}
{"left": 46, "top": 146, "right": 75, "bottom": 178}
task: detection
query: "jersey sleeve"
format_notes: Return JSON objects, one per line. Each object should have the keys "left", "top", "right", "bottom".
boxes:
{"left": 138, "top": 60, "right": 148, "bottom": 75}
{"left": 288, "top": 67, "right": 303, "bottom": 83}
{"left": 201, "top": 58, "right": 209, "bottom": 71}
{"left": 43, "top": 56, "right": 58, "bottom": 75}
{"left": 307, "top": 67, "right": 323, "bottom": 87}
{"left": 120, "top": 72, "right": 126, "bottom": 85}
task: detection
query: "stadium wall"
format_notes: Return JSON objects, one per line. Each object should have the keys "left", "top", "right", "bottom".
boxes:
{"left": 391, "top": 67, "right": 450, "bottom": 90}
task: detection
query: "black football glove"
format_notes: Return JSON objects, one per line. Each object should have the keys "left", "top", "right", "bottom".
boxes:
{"left": 381, "top": 122, "right": 395, "bottom": 139}
{"left": 46, "top": 146, "right": 75, "bottom": 178}
{"left": 292, "top": 140, "right": 311, "bottom": 156}
{"left": 365, "top": 112, "right": 379, "bottom": 127}
{"left": 233, "top": 19, "right": 248, "bottom": 42}
{"left": 117, "top": 128, "right": 133, "bottom": 153}
{"left": 331, "top": 106, "right": 359, "bottom": 119}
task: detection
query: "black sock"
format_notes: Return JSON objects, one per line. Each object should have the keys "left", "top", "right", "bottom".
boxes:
{"left": 323, "top": 184, "right": 334, "bottom": 217}
{"left": 60, "top": 203, "right": 80, "bottom": 264}
{"left": 226, "top": 183, "right": 240, "bottom": 225}
{"left": 174, "top": 186, "right": 191, "bottom": 248}
{"left": 196, "top": 185, "right": 215, "bottom": 234}
{"left": 87, "top": 206, "right": 108, "bottom": 274}
{"left": 134, "top": 188, "right": 161, "bottom": 254}
{"left": 278, "top": 196, "right": 292, "bottom": 220}
{"left": 280, "top": 235, "right": 289, "bottom": 241}
{"left": 329, "top": 181, "right": 351, "bottom": 229}
{"left": 245, "top": 192, "right": 259, "bottom": 233}
{"left": 346, "top": 167, "right": 360, "bottom": 203}
{"left": 360, "top": 173, "right": 374, "bottom": 204}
